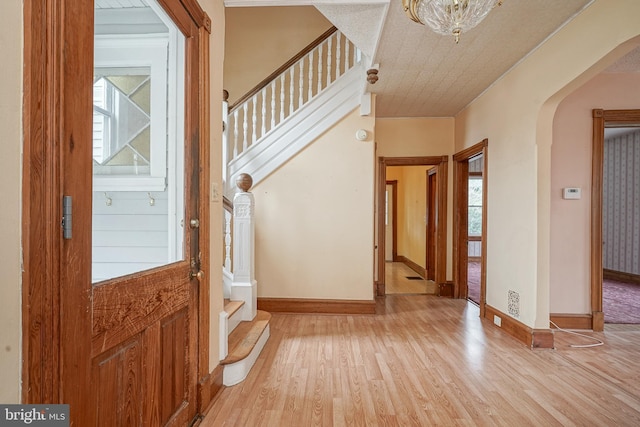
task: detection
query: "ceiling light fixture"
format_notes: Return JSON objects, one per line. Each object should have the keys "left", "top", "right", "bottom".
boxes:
{"left": 403, "top": 0, "right": 503, "bottom": 44}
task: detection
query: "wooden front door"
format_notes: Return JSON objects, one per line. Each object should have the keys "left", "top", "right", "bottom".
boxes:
{"left": 22, "top": 0, "right": 211, "bottom": 425}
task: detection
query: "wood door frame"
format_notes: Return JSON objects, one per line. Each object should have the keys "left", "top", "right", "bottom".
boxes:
{"left": 22, "top": 0, "right": 212, "bottom": 414}
{"left": 385, "top": 180, "right": 398, "bottom": 262}
{"left": 426, "top": 169, "right": 437, "bottom": 281}
{"left": 453, "top": 140, "right": 488, "bottom": 315}
{"left": 591, "top": 109, "right": 640, "bottom": 332}
{"left": 376, "top": 156, "right": 448, "bottom": 296}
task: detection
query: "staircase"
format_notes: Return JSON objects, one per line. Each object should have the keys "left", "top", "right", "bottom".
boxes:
{"left": 218, "top": 27, "right": 368, "bottom": 386}
{"left": 220, "top": 299, "right": 271, "bottom": 386}
{"left": 223, "top": 27, "right": 365, "bottom": 197}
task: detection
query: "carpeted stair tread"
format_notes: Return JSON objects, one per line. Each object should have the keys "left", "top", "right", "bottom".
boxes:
{"left": 221, "top": 310, "right": 271, "bottom": 365}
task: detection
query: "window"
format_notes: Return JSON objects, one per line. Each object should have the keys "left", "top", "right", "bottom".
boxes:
{"left": 93, "top": 35, "right": 170, "bottom": 191}
{"left": 468, "top": 177, "right": 483, "bottom": 236}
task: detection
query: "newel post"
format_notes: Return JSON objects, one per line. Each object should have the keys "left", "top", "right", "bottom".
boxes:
{"left": 231, "top": 173, "right": 257, "bottom": 321}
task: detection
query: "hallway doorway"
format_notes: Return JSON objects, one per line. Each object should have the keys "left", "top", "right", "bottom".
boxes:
{"left": 376, "top": 156, "right": 448, "bottom": 296}
{"left": 592, "top": 109, "right": 640, "bottom": 328}
{"left": 454, "top": 140, "right": 488, "bottom": 315}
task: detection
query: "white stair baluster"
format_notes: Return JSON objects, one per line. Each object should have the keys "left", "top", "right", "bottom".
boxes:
{"left": 242, "top": 103, "right": 248, "bottom": 153}
{"left": 336, "top": 32, "right": 342, "bottom": 77}
{"left": 251, "top": 95, "right": 257, "bottom": 146}
{"left": 261, "top": 89, "right": 266, "bottom": 138}
{"left": 270, "top": 81, "right": 276, "bottom": 129}
{"left": 289, "top": 67, "right": 294, "bottom": 115}
{"left": 232, "top": 110, "right": 238, "bottom": 158}
{"left": 298, "top": 60, "right": 304, "bottom": 107}
{"left": 326, "top": 35, "right": 332, "bottom": 87}
{"left": 317, "top": 43, "right": 323, "bottom": 93}
{"left": 280, "top": 74, "right": 285, "bottom": 123}
{"left": 308, "top": 50, "right": 314, "bottom": 100}
{"left": 345, "top": 37, "right": 350, "bottom": 71}
{"left": 224, "top": 209, "right": 232, "bottom": 271}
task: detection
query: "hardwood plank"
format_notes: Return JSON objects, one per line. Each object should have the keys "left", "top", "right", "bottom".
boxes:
{"left": 202, "top": 295, "right": 640, "bottom": 426}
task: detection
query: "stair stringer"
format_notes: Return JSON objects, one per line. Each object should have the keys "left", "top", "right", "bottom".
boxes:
{"left": 227, "top": 64, "right": 364, "bottom": 196}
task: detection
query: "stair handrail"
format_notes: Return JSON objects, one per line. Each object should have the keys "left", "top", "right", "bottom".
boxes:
{"left": 224, "top": 27, "right": 362, "bottom": 188}
{"left": 229, "top": 26, "right": 338, "bottom": 113}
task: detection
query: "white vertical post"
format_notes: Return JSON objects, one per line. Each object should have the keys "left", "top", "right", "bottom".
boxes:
{"left": 260, "top": 90, "right": 266, "bottom": 137}
{"left": 308, "top": 51, "right": 314, "bottom": 100}
{"left": 242, "top": 103, "right": 248, "bottom": 153}
{"left": 345, "top": 37, "right": 350, "bottom": 71}
{"left": 289, "top": 67, "right": 294, "bottom": 115}
{"left": 326, "top": 35, "right": 332, "bottom": 87}
{"left": 232, "top": 174, "right": 257, "bottom": 321}
{"left": 298, "top": 60, "right": 304, "bottom": 107}
{"left": 317, "top": 43, "right": 323, "bottom": 93}
{"left": 251, "top": 95, "right": 257, "bottom": 145}
{"left": 280, "top": 74, "right": 285, "bottom": 122}
{"left": 336, "top": 32, "right": 342, "bottom": 77}
{"left": 270, "top": 81, "right": 276, "bottom": 129}
{"left": 224, "top": 209, "right": 232, "bottom": 272}
{"left": 232, "top": 110, "right": 238, "bottom": 158}
{"left": 222, "top": 99, "right": 229, "bottom": 183}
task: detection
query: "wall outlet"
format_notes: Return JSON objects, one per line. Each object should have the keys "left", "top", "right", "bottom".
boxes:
{"left": 494, "top": 315, "right": 502, "bottom": 327}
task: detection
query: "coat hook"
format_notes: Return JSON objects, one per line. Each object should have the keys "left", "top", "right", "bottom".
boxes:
{"left": 148, "top": 192, "right": 155, "bottom": 206}
{"left": 104, "top": 192, "right": 112, "bottom": 206}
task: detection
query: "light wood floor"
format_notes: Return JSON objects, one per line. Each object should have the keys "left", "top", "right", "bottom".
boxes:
{"left": 201, "top": 295, "right": 640, "bottom": 426}
{"left": 385, "top": 262, "right": 438, "bottom": 295}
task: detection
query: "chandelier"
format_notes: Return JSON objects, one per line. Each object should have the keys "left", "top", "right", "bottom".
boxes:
{"left": 403, "top": 0, "right": 503, "bottom": 43}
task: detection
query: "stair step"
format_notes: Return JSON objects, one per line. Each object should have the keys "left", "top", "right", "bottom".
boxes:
{"left": 224, "top": 299, "right": 245, "bottom": 318}
{"left": 221, "top": 310, "right": 271, "bottom": 366}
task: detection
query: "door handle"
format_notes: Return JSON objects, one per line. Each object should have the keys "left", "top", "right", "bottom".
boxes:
{"left": 190, "top": 270, "right": 205, "bottom": 280}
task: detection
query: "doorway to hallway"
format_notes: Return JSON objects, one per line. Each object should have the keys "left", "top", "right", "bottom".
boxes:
{"left": 454, "top": 140, "right": 488, "bottom": 315}
{"left": 376, "top": 156, "right": 448, "bottom": 297}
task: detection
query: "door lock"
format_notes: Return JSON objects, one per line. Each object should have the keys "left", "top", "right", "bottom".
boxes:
{"left": 190, "top": 270, "right": 205, "bottom": 280}
{"left": 189, "top": 219, "right": 200, "bottom": 228}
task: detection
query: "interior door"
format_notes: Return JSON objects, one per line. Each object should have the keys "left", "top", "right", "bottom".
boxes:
{"left": 57, "top": 0, "right": 208, "bottom": 425}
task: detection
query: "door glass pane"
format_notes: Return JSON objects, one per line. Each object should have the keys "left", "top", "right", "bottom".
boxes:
{"left": 92, "top": 0, "right": 185, "bottom": 283}
{"left": 468, "top": 177, "right": 483, "bottom": 236}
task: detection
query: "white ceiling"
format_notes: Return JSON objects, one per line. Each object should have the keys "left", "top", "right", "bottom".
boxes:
{"left": 109, "top": 0, "right": 640, "bottom": 118}
{"left": 365, "top": 0, "right": 595, "bottom": 117}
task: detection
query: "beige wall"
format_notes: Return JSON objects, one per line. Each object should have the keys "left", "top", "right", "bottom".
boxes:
{"left": 253, "top": 108, "right": 375, "bottom": 300}
{"left": 224, "top": 6, "right": 331, "bottom": 105}
{"left": 386, "top": 166, "right": 433, "bottom": 269}
{"left": 550, "top": 73, "right": 640, "bottom": 314}
{"left": 0, "top": 0, "right": 22, "bottom": 403}
{"left": 455, "top": 0, "right": 640, "bottom": 328}
{"left": 375, "top": 118, "right": 455, "bottom": 280}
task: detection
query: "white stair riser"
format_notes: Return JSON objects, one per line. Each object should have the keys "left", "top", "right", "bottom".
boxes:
{"left": 222, "top": 325, "right": 271, "bottom": 386}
